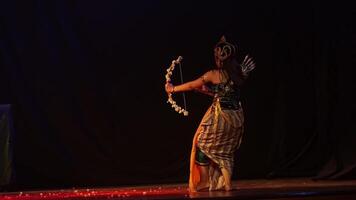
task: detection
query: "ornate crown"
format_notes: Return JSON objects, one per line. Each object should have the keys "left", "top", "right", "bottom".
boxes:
{"left": 215, "top": 35, "right": 237, "bottom": 60}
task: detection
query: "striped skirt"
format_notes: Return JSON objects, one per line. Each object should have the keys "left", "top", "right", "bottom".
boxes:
{"left": 189, "top": 101, "right": 244, "bottom": 191}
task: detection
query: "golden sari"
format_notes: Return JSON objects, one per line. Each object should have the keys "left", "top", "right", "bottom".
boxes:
{"left": 189, "top": 88, "right": 244, "bottom": 192}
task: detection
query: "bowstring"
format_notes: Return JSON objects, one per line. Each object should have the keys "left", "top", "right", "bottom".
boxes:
{"left": 178, "top": 61, "right": 187, "bottom": 111}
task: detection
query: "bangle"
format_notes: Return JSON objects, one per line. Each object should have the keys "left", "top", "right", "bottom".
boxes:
{"left": 172, "top": 86, "right": 175, "bottom": 93}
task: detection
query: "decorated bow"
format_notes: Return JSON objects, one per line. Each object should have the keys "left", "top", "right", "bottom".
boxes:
{"left": 165, "top": 56, "right": 188, "bottom": 116}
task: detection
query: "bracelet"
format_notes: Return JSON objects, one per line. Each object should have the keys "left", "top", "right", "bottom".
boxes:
{"left": 172, "top": 86, "right": 175, "bottom": 93}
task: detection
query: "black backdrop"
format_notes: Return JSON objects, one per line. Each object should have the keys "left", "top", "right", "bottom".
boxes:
{"left": 0, "top": 0, "right": 355, "bottom": 190}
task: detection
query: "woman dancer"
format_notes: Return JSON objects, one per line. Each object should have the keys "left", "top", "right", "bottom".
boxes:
{"left": 165, "top": 36, "right": 255, "bottom": 192}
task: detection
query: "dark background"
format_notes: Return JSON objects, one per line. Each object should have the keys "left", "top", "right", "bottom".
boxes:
{"left": 0, "top": 0, "right": 355, "bottom": 190}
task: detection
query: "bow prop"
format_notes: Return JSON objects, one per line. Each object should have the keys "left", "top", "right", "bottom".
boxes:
{"left": 165, "top": 56, "right": 189, "bottom": 116}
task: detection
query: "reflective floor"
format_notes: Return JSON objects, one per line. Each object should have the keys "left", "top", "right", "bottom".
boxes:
{"left": 1, "top": 178, "right": 356, "bottom": 199}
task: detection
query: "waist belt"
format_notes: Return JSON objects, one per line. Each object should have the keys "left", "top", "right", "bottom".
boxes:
{"left": 220, "top": 102, "right": 240, "bottom": 110}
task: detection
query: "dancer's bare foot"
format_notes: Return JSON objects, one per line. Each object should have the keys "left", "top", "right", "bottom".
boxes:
{"left": 221, "top": 168, "right": 232, "bottom": 191}
{"left": 196, "top": 182, "right": 210, "bottom": 191}
{"left": 189, "top": 188, "right": 197, "bottom": 193}
{"left": 224, "top": 184, "right": 232, "bottom": 191}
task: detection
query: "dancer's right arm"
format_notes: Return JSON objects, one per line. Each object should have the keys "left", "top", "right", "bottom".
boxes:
{"left": 165, "top": 70, "right": 214, "bottom": 93}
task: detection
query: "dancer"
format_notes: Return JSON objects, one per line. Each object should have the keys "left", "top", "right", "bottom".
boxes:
{"left": 165, "top": 36, "right": 255, "bottom": 192}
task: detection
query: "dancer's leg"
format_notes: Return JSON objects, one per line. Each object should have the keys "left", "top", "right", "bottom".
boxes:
{"left": 196, "top": 165, "right": 210, "bottom": 191}
{"left": 221, "top": 167, "right": 232, "bottom": 191}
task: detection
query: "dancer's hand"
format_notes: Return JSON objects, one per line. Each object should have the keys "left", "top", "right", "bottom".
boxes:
{"left": 165, "top": 82, "right": 174, "bottom": 93}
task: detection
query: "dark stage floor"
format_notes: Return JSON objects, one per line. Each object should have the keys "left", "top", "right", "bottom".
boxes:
{"left": 1, "top": 178, "right": 356, "bottom": 200}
